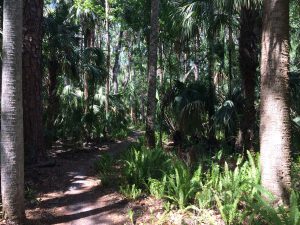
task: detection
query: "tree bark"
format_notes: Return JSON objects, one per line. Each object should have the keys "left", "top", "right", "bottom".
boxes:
{"left": 46, "top": 59, "right": 59, "bottom": 136}
{"left": 238, "top": 7, "right": 260, "bottom": 153}
{"left": 83, "top": 27, "right": 95, "bottom": 115}
{"left": 1, "top": 0, "right": 25, "bottom": 222}
{"left": 123, "top": 40, "right": 133, "bottom": 89}
{"left": 194, "top": 34, "right": 200, "bottom": 81}
{"left": 145, "top": 0, "right": 159, "bottom": 148}
{"left": 228, "top": 24, "right": 233, "bottom": 96}
{"left": 260, "top": 0, "right": 291, "bottom": 204}
{"left": 112, "top": 29, "right": 123, "bottom": 94}
{"left": 158, "top": 41, "right": 164, "bottom": 84}
{"left": 22, "top": 0, "right": 44, "bottom": 163}
{"left": 207, "top": 35, "right": 216, "bottom": 145}
{"left": 105, "top": 0, "right": 111, "bottom": 116}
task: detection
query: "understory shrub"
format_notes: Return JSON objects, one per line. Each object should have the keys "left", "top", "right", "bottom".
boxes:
{"left": 94, "top": 153, "right": 114, "bottom": 185}
{"left": 120, "top": 145, "right": 300, "bottom": 224}
{"left": 121, "top": 146, "right": 172, "bottom": 188}
{"left": 119, "top": 184, "right": 142, "bottom": 200}
{"left": 247, "top": 190, "right": 300, "bottom": 225}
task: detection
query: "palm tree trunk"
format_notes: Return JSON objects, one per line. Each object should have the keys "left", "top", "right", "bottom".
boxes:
{"left": 238, "top": 7, "right": 260, "bottom": 153}
{"left": 22, "top": 0, "right": 44, "bottom": 163}
{"left": 145, "top": 0, "right": 159, "bottom": 148}
{"left": 260, "top": 0, "right": 291, "bottom": 204}
{"left": 1, "top": 0, "right": 25, "bottom": 222}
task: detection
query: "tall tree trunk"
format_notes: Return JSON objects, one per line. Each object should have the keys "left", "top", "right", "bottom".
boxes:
{"left": 112, "top": 29, "right": 123, "bottom": 94}
{"left": 105, "top": 0, "right": 111, "bottom": 116}
{"left": 228, "top": 23, "right": 233, "bottom": 97}
{"left": 238, "top": 7, "right": 260, "bottom": 153}
{"left": 260, "top": 0, "right": 291, "bottom": 204}
{"left": 83, "top": 27, "right": 95, "bottom": 115}
{"left": 158, "top": 41, "right": 164, "bottom": 84}
{"left": 194, "top": 34, "right": 200, "bottom": 81}
{"left": 22, "top": 0, "right": 44, "bottom": 163}
{"left": 145, "top": 0, "right": 159, "bottom": 148}
{"left": 46, "top": 59, "right": 59, "bottom": 136}
{"left": 1, "top": 0, "right": 25, "bottom": 222}
{"left": 207, "top": 35, "right": 216, "bottom": 145}
{"left": 0, "top": 1, "right": 3, "bottom": 101}
{"left": 206, "top": 2, "right": 216, "bottom": 145}
{"left": 123, "top": 42, "right": 132, "bottom": 89}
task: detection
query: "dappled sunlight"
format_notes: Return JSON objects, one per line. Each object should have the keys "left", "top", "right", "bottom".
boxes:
{"left": 0, "top": 0, "right": 299, "bottom": 224}
{"left": 24, "top": 132, "right": 140, "bottom": 225}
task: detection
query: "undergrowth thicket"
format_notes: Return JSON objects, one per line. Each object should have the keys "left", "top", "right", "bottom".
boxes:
{"left": 95, "top": 139, "right": 300, "bottom": 225}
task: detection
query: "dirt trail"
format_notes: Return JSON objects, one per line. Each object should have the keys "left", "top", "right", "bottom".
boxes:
{"left": 25, "top": 131, "right": 142, "bottom": 225}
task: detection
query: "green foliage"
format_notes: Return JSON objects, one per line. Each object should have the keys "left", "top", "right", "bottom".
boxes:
{"left": 121, "top": 146, "right": 172, "bottom": 188}
{"left": 25, "top": 187, "right": 38, "bottom": 204}
{"left": 72, "top": 0, "right": 104, "bottom": 17}
{"left": 127, "top": 208, "right": 135, "bottom": 225}
{"left": 247, "top": 191, "right": 300, "bottom": 225}
{"left": 292, "top": 155, "right": 300, "bottom": 191}
{"left": 120, "top": 184, "right": 142, "bottom": 200}
{"left": 121, "top": 146, "right": 263, "bottom": 224}
{"left": 94, "top": 153, "right": 114, "bottom": 186}
{"left": 162, "top": 80, "right": 210, "bottom": 137}
{"left": 94, "top": 153, "right": 113, "bottom": 175}
{"left": 164, "top": 163, "right": 202, "bottom": 209}
{"left": 200, "top": 152, "right": 260, "bottom": 224}
{"left": 111, "top": 128, "right": 131, "bottom": 139}
{"left": 148, "top": 177, "right": 167, "bottom": 199}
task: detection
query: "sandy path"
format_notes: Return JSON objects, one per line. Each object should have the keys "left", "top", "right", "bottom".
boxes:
{"left": 25, "top": 131, "right": 141, "bottom": 225}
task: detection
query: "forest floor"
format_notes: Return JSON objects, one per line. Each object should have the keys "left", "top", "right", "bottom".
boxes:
{"left": 15, "top": 131, "right": 162, "bottom": 225}
{"left": 0, "top": 131, "right": 224, "bottom": 225}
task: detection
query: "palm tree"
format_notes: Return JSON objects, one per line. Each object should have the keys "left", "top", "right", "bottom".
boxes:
{"left": 1, "top": 0, "right": 25, "bottom": 223}
{"left": 22, "top": 0, "right": 44, "bottom": 163}
{"left": 237, "top": 6, "right": 260, "bottom": 152}
{"left": 43, "top": 4, "right": 79, "bottom": 140}
{"left": 145, "top": 0, "right": 160, "bottom": 148}
{"left": 260, "top": 0, "right": 291, "bottom": 204}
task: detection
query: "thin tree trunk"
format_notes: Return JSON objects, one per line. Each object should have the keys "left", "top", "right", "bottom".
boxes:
{"left": 83, "top": 27, "right": 95, "bottom": 115}
{"left": 112, "top": 29, "right": 123, "bottom": 94}
{"left": 105, "top": 0, "right": 111, "bottom": 116}
{"left": 207, "top": 35, "right": 216, "bottom": 145}
{"left": 228, "top": 23, "right": 233, "bottom": 97}
{"left": 194, "top": 34, "right": 200, "bottom": 81}
{"left": 22, "top": 0, "right": 44, "bottom": 163}
{"left": 238, "top": 7, "right": 260, "bottom": 153}
{"left": 47, "top": 59, "right": 60, "bottom": 135}
{"left": 158, "top": 41, "right": 164, "bottom": 84}
{"left": 260, "top": 0, "right": 291, "bottom": 204}
{"left": 123, "top": 46, "right": 132, "bottom": 89}
{"left": 145, "top": 0, "right": 159, "bottom": 148}
{"left": 1, "top": 0, "right": 25, "bottom": 222}
{"left": 206, "top": 2, "right": 216, "bottom": 145}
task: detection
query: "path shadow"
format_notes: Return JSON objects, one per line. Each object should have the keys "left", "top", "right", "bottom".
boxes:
{"left": 27, "top": 198, "right": 128, "bottom": 225}
{"left": 25, "top": 131, "right": 142, "bottom": 225}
